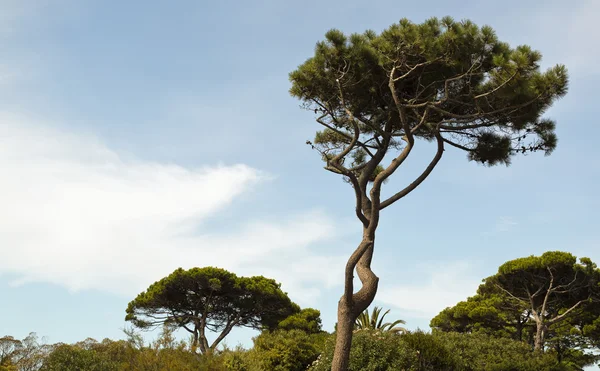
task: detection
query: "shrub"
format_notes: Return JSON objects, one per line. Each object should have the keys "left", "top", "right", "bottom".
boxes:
{"left": 308, "top": 330, "right": 574, "bottom": 371}
{"left": 40, "top": 344, "right": 119, "bottom": 371}
{"left": 434, "top": 332, "right": 576, "bottom": 371}
{"left": 222, "top": 346, "right": 251, "bottom": 371}
{"left": 245, "top": 330, "right": 327, "bottom": 371}
{"left": 308, "top": 330, "right": 419, "bottom": 371}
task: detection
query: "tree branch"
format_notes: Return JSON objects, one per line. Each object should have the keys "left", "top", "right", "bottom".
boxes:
{"left": 550, "top": 270, "right": 580, "bottom": 294}
{"left": 442, "top": 137, "right": 473, "bottom": 152}
{"left": 496, "top": 283, "right": 529, "bottom": 305}
{"left": 379, "top": 126, "right": 444, "bottom": 210}
{"left": 474, "top": 71, "right": 518, "bottom": 100}
{"left": 315, "top": 115, "right": 375, "bottom": 158}
{"left": 549, "top": 298, "right": 590, "bottom": 325}
{"left": 540, "top": 267, "right": 555, "bottom": 319}
{"left": 210, "top": 315, "right": 240, "bottom": 351}
{"left": 315, "top": 113, "right": 369, "bottom": 225}
{"left": 368, "top": 67, "right": 420, "bottom": 210}
{"left": 434, "top": 95, "right": 541, "bottom": 125}
{"left": 435, "top": 63, "right": 483, "bottom": 105}
{"left": 392, "top": 59, "right": 439, "bottom": 82}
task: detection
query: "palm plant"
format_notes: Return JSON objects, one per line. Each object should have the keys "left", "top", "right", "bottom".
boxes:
{"left": 354, "top": 306, "right": 407, "bottom": 334}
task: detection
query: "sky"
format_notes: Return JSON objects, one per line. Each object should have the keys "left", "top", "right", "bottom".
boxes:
{"left": 0, "top": 0, "right": 599, "bottom": 361}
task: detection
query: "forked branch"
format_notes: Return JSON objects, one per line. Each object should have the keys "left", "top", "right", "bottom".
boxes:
{"left": 379, "top": 126, "right": 445, "bottom": 210}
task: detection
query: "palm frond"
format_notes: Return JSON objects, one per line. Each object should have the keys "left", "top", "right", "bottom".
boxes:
{"left": 354, "top": 306, "right": 406, "bottom": 334}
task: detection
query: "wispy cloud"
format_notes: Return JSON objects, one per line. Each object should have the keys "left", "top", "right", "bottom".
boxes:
{"left": 377, "top": 261, "right": 481, "bottom": 319}
{"left": 0, "top": 113, "right": 344, "bottom": 306}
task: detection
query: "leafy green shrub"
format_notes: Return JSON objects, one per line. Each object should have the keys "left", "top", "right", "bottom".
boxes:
{"left": 39, "top": 331, "right": 226, "bottom": 371}
{"left": 40, "top": 344, "right": 119, "bottom": 371}
{"left": 221, "top": 346, "right": 250, "bottom": 371}
{"left": 308, "top": 330, "right": 418, "bottom": 371}
{"left": 308, "top": 330, "right": 577, "bottom": 371}
{"left": 245, "top": 330, "right": 327, "bottom": 371}
{"left": 222, "top": 330, "right": 328, "bottom": 371}
{"left": 434, "top": 332, "right": 570, "bottom": 371}
{"left": 401, "top": 330, "right": 461, "bottom": 370}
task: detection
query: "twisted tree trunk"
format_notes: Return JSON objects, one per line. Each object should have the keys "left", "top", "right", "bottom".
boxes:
{"left": 331, "top": 231, "right": 379, "bottom": 371}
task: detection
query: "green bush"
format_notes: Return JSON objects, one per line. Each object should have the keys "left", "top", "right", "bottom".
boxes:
{"left": 222, "top": 330, "right": 328, "bottom": 371}
{"left": 40, "top": 344, "right": 119, "bottom": 371}
{"left": 221, "top": 346, "right": 251, "bottom": 371}
{"left": 308, "top": 330, "right": 575, "bottom": 371}
{"left": 245, "top": 330, "right": 327, "bottom": 371}
{"left": 401, "top": 330, "right": 461, "bottom": 370}
{"left": 433, "top": 332, "right": 569, "bottom": 371}
{"left": 40, "top": 336, "right": 225, "bottom": 371}
{"left": 308, "top": 330, "right": 419, "bottom": 371}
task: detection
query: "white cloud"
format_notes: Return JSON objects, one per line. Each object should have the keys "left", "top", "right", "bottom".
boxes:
{"left": 376, "top": 261, "right": 481, "bottom": 319}
{"left": 0, "top": 113, "right": 345, "bottom": 306}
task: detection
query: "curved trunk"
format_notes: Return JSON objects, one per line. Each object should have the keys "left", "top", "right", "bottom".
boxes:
{"left": 331, "top": 301, "right": 355, "bottom": 370}
{"left": 331, "top": 234, "right": 379, "bottom": 371}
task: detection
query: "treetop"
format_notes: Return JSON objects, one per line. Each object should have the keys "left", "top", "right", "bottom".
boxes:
{"left": 290, "top": 17, "right": 568, "bottom": 169}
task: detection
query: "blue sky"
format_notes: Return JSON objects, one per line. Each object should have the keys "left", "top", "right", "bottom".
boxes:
{"left": 1, "top": 0, "right": 599, "bottom": 358}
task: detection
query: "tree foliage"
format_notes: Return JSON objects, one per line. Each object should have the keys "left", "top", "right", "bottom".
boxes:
{"left": 291, "top": 17, "right": 568, "bottom": 174}
{"left": 276, "top": 308, "right": 323, "bottom": 334}
{"left": 125, "top": 267, "right": 299, "bottom": 354}
{"left": 430, "top": 293, "right": 530, "bottom": 340}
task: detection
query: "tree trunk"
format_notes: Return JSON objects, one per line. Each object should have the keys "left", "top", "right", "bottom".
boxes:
{"left": 534, "top": 321, "right": 546, "bottom": 352}
{"left": 331, "top": 235, "right": 379, "bottom": 371}
{"left": 200, "top": 335, "right": 210, "bottom": 355}
{"left": 191, "top": 331, "right": 200, "bottom": 353}
{"left": 331, "top": 300, "right": 354, "bottom": 371}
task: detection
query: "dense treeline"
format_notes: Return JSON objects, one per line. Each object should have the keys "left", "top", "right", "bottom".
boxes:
{"left": 3, "top": 252, "right": 598, "bottom": 370}
{"left": 0, "top": 328, "right": 583, "bottom": 371}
